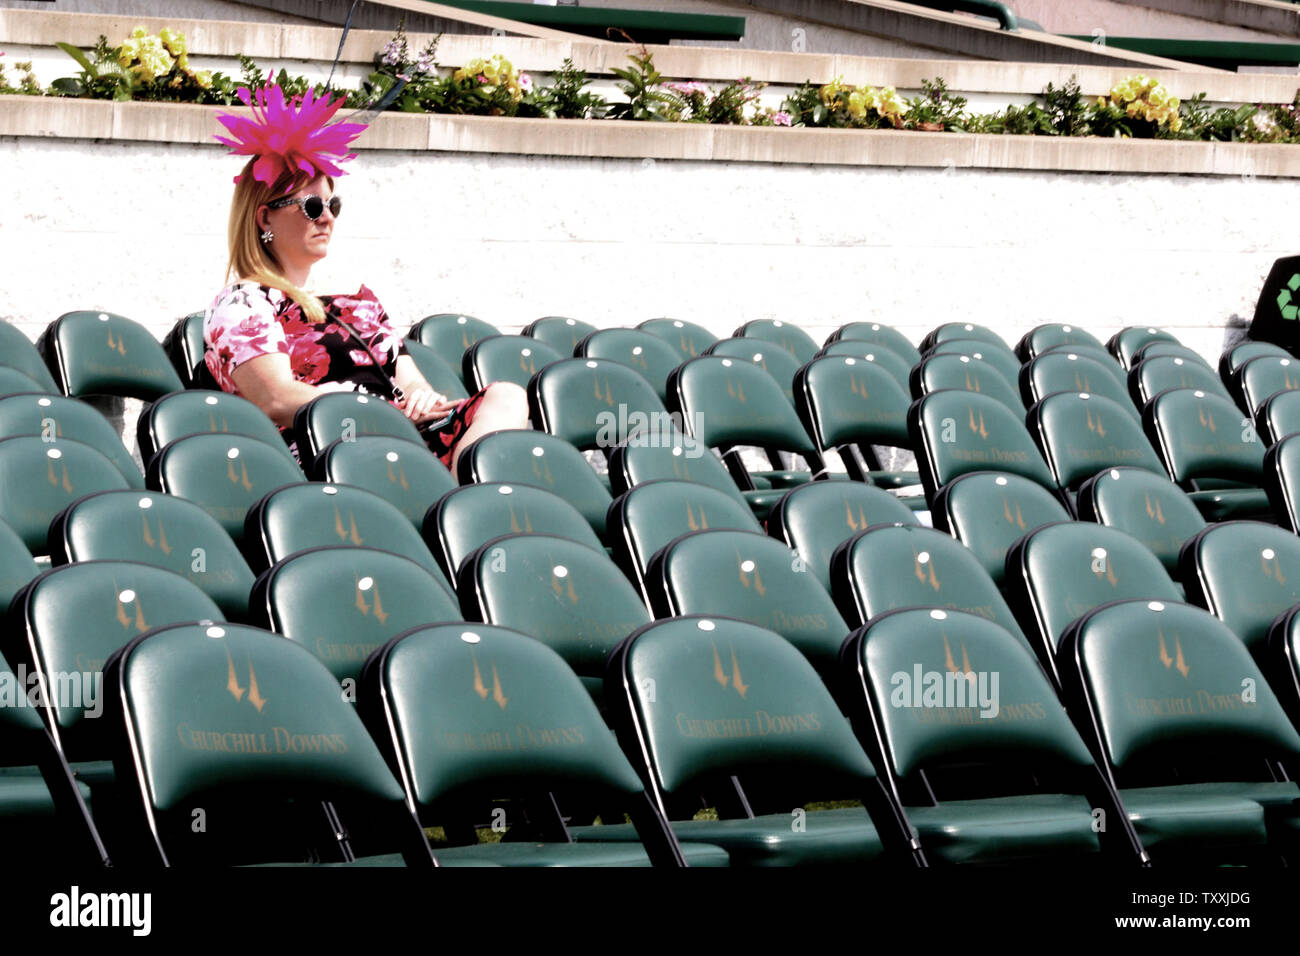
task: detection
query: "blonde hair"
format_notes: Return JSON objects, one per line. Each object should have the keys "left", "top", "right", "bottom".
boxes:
{"left": 225, "top": 159, "right": 333, "bottom": 323}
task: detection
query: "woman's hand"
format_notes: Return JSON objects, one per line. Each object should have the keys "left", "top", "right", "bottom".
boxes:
{"left": 400, "top": 387, "right": 462, "bottom": 423}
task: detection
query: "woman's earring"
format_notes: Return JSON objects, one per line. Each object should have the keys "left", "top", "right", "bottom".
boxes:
{"left": 260, "top": 230, "right": 274, "bottom": 244}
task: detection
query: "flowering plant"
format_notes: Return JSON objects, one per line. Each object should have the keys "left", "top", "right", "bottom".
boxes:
{"left": 54, "top": 28, "right": 228, "bottom": 103}
{"left": 1092, "top": 74, "right": 1181, "bottom": 137}
{"left": 783, "top": 77, "right": 906, "bottom": 128}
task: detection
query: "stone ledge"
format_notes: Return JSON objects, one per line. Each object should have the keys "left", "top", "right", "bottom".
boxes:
{"left": 2, "top": 96, "right": 1296, "bottom": 176}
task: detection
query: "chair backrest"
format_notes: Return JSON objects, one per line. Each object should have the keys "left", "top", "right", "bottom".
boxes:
{"left": 160, "top": 312, "right": 217, "bottom": 389}
{"left": 848, "top": 609, "right": 1095, "bottom": 778}
{"left": 1061, "top": 600, "right": 1300, "bottom": 773}
{"left": 609, "top": 616, "right": 877, "bottom": 795}
{"left": 1179, "top": 520, "right": 1300, "bottom": 659}
{"left": 908, "top": 390, "right": 1056, "bottom": 501}
{"left": 794, "top": 355, "right": 912, "bottom": 455}
{"left": 0, "top": 367, "right": 47, "bottom": 399}
{"left": 921, "top": 322, "right": 1008, "bottom": 353}
{"left": 530, "top": 358, "right": 671, "bottom": 452}
{"left": 426, "top": 482, "right": 606, "bottom": 582}
{"left": 51, "top": 490, "right": 256, "bottom": 620}
{"left": 457, "top": 430, "right": 614, "bottom": 540}
{"left": 815, "top": 342, "right": 914, "bottom": 392}
{"left": 1132, "top": 342, "right": 1211, "bottom": 368}
{"left": 458, "top": 534, "right": 651, "bottom": 677}
{"left": 925, "top": 339, "right": 1021, "bottom": 388}
{"left": 408, "top": 313, "right": 500, "bottom": 380}
{"left": 705, "top": 338, "right": 802, "bottom": 404}
{"left": 251, "top": 546, "right": 461, "bottom": 683}
{"left": 911, "top": 353, "right": 1023, "bottom": 413}
{"left": 608, "top": 479, "right": 761, "bottom": 599}
{"left": 462, "top": 334, "right": 563, "bottom": 393}
{"left": 105, "top": 621, "right": 415, "bottom": 866}
{"left": 0, "top": 519, "right": 39, "bottom": 611}
{"left": 825, "top": 321, "right": 921, "bottom": 367}
{"left": 245, "top": 482, "right": 452, "bottom": 587}
{"left": 1027, "top": 391, "right": 1166, "bottom": 492}
{"left": 767, "top": 481, "right": 917, "bottom": 591}
{"left": 1076, "top": 467, "right": 1207, "bottom": 579}
{"left": 830, "top": 523, "right": 1028, "bottom": 645}
{"left": 8, "top": 560, "right": 223, "bottom": 743}
{"left": 0, "top": 393, "right": 143, "bottom": 488}
{"left": 137, "top": 390, "right": 292, "bottom": 467}
{"left": 645, "top": 529, "right": 848, "bottom": 672}
{"left": 0, "top": 437, "right": 130, "bottom": 552}
{"left": 670, "top": 356, "right": 819, "bottom": 461}
{"left": 637, "top": 318, "right": 718, "bottom": 362}
{"left": 1220, "top": 340, "right": 1291, "bottom": 388}
{"left": 1108, "top": 326, "right": 1180, "bottom": 371}
{"left": 1234, "top": 354, "right": 1300, "bottom": 417}
{"left": 291, "top": 392, "right": 424, "bottom": 474}
{"left": 315, "top": 437, "right": 456, "bottom": 529}
{"left": 0, "top": 322, "right": 60, "bottom": 394}
{"left": 1129, "top": 356, "right": 1231, "bottom": 408}
{"left": 1264, "top": 433, "right": 1300, "bottom": 533}
{"left": 1255, "top": 388, "right": 1300, "bottom": 447}
{"left": 578, "top": 329, "right": 684, "bottom": 403}
{"left": 1019, "top": 351, "right": 1135, "bottom": 416}
{"left": 1004, "top": 522, "right": 1182, "bottom": 681}
{"left": 1039, "top": 343, "right": 1127, "bottom": 375}
{"left": 38, "top": 311, "right": 184, "bottom": 399}
{"left": 522, "top": 316, "right": 598, "bottom": 355}
{"left": 1015, "top": 323, "right": 1105, "bottom": 363}
{"left": 733, "top": 319, "right": 819, "bottom": 365}
{"left": 609, "top": 434, "right": 751, "bottom": 511}
{"left": 401, "top": 340, "right": 469, "bottom": 401}
{"left": 1142, "top": 389, "right": 1264, "bottom": 485}
{"left": 146, "top": 433, "right": 305, "bottom": 545}
{"left": 931, "top": 472, "right": 1070, "bottom": 585}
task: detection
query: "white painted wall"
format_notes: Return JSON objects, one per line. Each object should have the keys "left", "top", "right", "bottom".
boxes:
{"left": 0, "top": 135, "right": 1289, "bottom": 365}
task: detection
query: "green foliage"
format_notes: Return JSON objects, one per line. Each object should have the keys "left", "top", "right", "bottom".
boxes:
{"left": 967, "top": 101, "right": 1055, "bottom": 136}
{"left": 1042, "top": 77, "right": 1089, "bottom": 136}
{"left": 0, "top": 59, "right": 43, "bottom": 96}
{"left": 526, "top": 57, "right": 609, "bottom": 120}
{"left": 607, "top": 46, "right": 678, "bottom": 121}
{"left": 904, "top": 78, "right": 968, "bottom": 131}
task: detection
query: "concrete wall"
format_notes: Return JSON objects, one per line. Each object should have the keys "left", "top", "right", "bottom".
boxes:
{"left": 1015, "top": 0, "right": 1291, "bottom": 41}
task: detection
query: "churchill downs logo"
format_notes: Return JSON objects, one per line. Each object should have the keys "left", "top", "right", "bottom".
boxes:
{"left": 674, "top": 640, "right": 823, "bottom": 739}
{"left": 889, "top": 634, "right": 1001, "bottom": 719}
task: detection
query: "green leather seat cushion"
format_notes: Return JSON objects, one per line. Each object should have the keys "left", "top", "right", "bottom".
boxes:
{"left": 431, "top": 840, "right": 730, "bottom": 867}
{"left": 0, "top": 772, "right": 92, "bottom": 818}
{"left": 904, "top": 793, "right": 1101, "bottom": 865}
{"left": 1186, "top": 489, "right": 1272, "bottom": 523}
{"left": 1120, "top": 786, "right": 1268, "bottom": 852}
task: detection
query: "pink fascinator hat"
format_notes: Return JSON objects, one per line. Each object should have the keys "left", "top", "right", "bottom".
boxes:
{"left": 214, "top": 83, "right": 368, "bottom": 187}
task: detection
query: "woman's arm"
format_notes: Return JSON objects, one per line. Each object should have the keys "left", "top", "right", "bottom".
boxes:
{"left": 231, "top": 353, "right": 331, "bottom": 429}
{"left": 392, "top": 354, "right": 461, "bottom": 422}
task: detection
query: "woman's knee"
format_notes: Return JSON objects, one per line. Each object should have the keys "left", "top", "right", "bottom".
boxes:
{"left": 482, "top": 381, "right": 529, "bottom": 425}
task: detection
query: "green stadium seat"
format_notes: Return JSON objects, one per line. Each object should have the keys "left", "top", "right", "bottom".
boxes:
{"left": 1221, "top": 340, "right": 1291, "bottom": 393}
{"left": 0, "top": 367, "right": 48, "bottom": 399}
{"left": 249, "top": 546, "right": 460, "bottom": 684}
{"left": 733, "top": 319, "right": 819, "bottom": 365}
{"left": 522, "top": 316, "right": 598, "bottom": 355}
{"left": 931, "top": 472, "right": 1070, "bottom": 585}
{"left": 1015, "top": 323, "right": 1105, "bottom": 363}
{"left": 1038, "top": 342, "right": 1128, "bottom": 374}
{"left": 1142, "top": 388, "right": 1270, "bottom": 521}
{"left": 1059, "top": 600, "right": 1300, "bottom": 860}
{"left": 462, "top": 334, "right": 563, "bottom": 393}
{"left": 815, "top": 342, "right": 914, "bottom": 392}
{"left": 424, "top": 482, "right": 605, "bottom": 583}
{"left": 609, "top": 431, "right": 781, "bottom": 519}
{"left": 458, "top": 430, "right": 614, "bottom": 541}
{"left": 408, "top": 313, "right": 500, "bottom": 388}
{"left": 607, "top": 479, "right": 761, "bottom": 602}
{"left": 1076, "top": 467, "right": 1207, "bottom": 582}
{"left": 291, "top": 392, "right": 424, "bottom": 475}
{"left": 637, "top": 318, "right": 718, "bottom": 362}
{"left": 925, "top": 339, "right": 1021, "bottom": 389}
{"left": 401, "top": 340, "right": 469, "bottom": 402}
{"left": 0, "top": 519, "right": 38, "bottom": 611}
{"left": 1108, "top": 326, "right": 1181, "bottom": 371}
{"left": 137, "top": 389, "right": 294, "bottom": 467}
{"left": 705, "top": 338, "right": 801, "bottom": 404}
{"left": 921, "top": 322, "right": 1009, "bottom": 352}
{"left": 578, "top": 329, "right": 684, "bottom": 403}
{"left": 101, "top": 621, "right": 436, "bottom": 866}
{"left": 160, "top": 312, "right": 217, "bottom": 390}
{"left": 645, "top": 529, "right": 848, "bottom": 674}
{"left": 0, "top": 321, "right": 61, "bottom": 394}
{"left": 1019, "top": 351, "right": 1136, "bottom": 418}
{"left": 597, "top": 615, "right": 921, "bottom": 866}
{"left": 825, "top": 321, "right": 921, "bottom": 367}
{"left": 1255, "top": 389, "right": 1300, "bottom": 446}
{"left": 767, "top": 480, "right": 917, "bottom": 591}
{"left": 359, "top": 623, "right": 717, "bottom": 866}
{"left": 37, "top": 311, "right": 184, "bottom": 400}
{"left": 314, "top": 436, "right": 456, "bottom": 529}
{"left": 830, "top": 523, "right": 1029, "bottom": 647}
{"left": 1233, "top": 354, "right": 1300, "bottom": 418}
{"left": 1264, "top": 434, "right": 1300, "bottom": 533}
{"left": 530, "top": 357, "right": 670, "bottom": 453}
{"left": 146, "top": 433, "right": 304, "bottom": 545}
{"left": 908, "top": 391, "right": 1056, "bottom": 505}
{"left": 1129, "top": 356, "right": 1232, "bottom": 409}
{"left": 843, "top": 608, "right": 1139, "bottom": 864}
{"left": 1027, "top": 391, "right": 1165, "bottom": 495}
{"left": 912, "top": 353, "right": 1023, "bottom": 413}
{"left": 0, "top": 437, "right": 130, "bottom": 553}
{"left": 1265, "top": 606, "right": 1300, "bottom": 739}
{"left": 1132, "top": 342, "right": 1212, "bottom": 368}
{"left": 50, "top": 490, "right": 256, "bottom": 620}
{"left": 0, "top": 393, "right": 143, "bottom": 488}
{"left": 1179, "top": 520, "right": 1300, "bottom": 661}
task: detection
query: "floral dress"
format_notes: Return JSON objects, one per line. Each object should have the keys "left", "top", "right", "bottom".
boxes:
{"left": 204, "top": 281, "right": 485, "bottom": 468}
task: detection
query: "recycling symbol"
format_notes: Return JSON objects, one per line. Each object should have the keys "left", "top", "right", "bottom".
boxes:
{"left": 1278, "top": 273, "right": 1300, "bottom": 320}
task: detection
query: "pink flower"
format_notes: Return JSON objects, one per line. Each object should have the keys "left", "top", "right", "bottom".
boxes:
{"left": 519, "top": 72, "right": 532, "bottom": 92}
{"left": 774, "top": 111, "right": 792, "bottom": 126}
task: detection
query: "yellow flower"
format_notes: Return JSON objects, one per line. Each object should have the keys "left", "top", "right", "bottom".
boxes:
{"left": 158, "top": 28, "right": 187, "bottom": 57}
{"left": 131, "top": 26, "right": 147, "bottom": 39}
{"left": 195, "top": 69, "right": 213, "bottom": 89}
{"left": 846, "top": 89, "right": 867, "bottom": 120}
{"left": 116, "top": 39, "right": 139, "bottom": 67}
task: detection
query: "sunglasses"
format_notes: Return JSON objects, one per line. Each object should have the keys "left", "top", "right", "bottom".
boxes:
{"left": 267, "top": 194, "right": 342, "bottom": 221}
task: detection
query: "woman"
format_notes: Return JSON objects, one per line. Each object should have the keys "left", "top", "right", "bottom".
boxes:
{"left": 205, "top": 84, "right": 527, "bottom": 474}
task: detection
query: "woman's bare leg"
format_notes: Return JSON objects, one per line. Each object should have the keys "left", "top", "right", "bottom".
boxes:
{"left": 450, "top": 381, "right": 530, "bottom": 476}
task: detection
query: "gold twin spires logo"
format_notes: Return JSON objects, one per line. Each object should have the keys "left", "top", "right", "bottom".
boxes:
{"left": 226, "top": 649, "right": 268, "bottom": 712}
{"left": 1143, "top": 493, "right": 1166, "bottom": 526}
{"left": 113, "top": 586, "right": 148, "bottom": 633}
{"left": 386, "top": 459, "right": 409, "bottom": 492}
{"left": 964, "top": 372, "right": 982, "bottom": 394}
{"left": 1085, "top": 407, "right": 1106, "bottom": 439}
{"left": 207, "top": 413, "right": 231, "bottom": 434}
{"left": 848, "top": 373, "right": 870, "bottom": 401}
{"left": 685, "top": 503, "right": 710, "bottom": 532}
{"left": 592, "top": 376, "right": 615, "bottom": 408}
{"left": 105, "top": 330, "right": 127, "bottom": 356}
{"left": 354, "top": 577, "right": 389, "bottom": 624}
{"left": 726, "top": 379, "right": 747, "bottom": 404}
{"left": 141, "top": 513, "right": 172, "bottom": 554}
{"left": 226, "top": 455, "right": 254, "bottom": 491}
{"left": 551, "top": 564, "right": 578, "bottom": 604}
{"left": 531, "top": 453, "right": 555, "bottom": 486}
{"left": 844, "top": 499, "right": 874, "bottom": 532}
{"left": 711, "top": 642, "right": 749, "bottom": 698}
{"left": 333, "top": 506, "right": 364, "bottom": 546}
{"left": 1002, "top": 497, "right": 1027, "bottom": 530}
{"left": 1092, "top": 553, "right": 1119, "bottom": 587}
{"left": 1073, "top": 372, "right": 1092, "bottom": 392}
{"left": 1197, "top": 406, "right": 1217, "bottom": 433}
{"left": 913, "top": 549, "right": 941, "bottom": 592}
{"left": 47, "top": 456, "right": 74, "bottom": 494}
{"left": 508, "top": 505, "right": 534, "bottom": 534}
{"left": 1156, "top": 627, "right": 1190, "bottom": 679}
{"left": 1262, "top": 551, "right": 1286, "bottom": 584}
{"left": 680, "top": 335, "right": 699, "bottom": 358}
{"left": 737, "top": 553, "right": 766, "bottom": 597}
{"left": 967, "top": 407, "right": 988, "bottom": 439}
{"left": 943, "top": 633, "right": 974, "bottom": 678}
{"left": 471, "top": 655, "right": 508, "bottom": 710}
